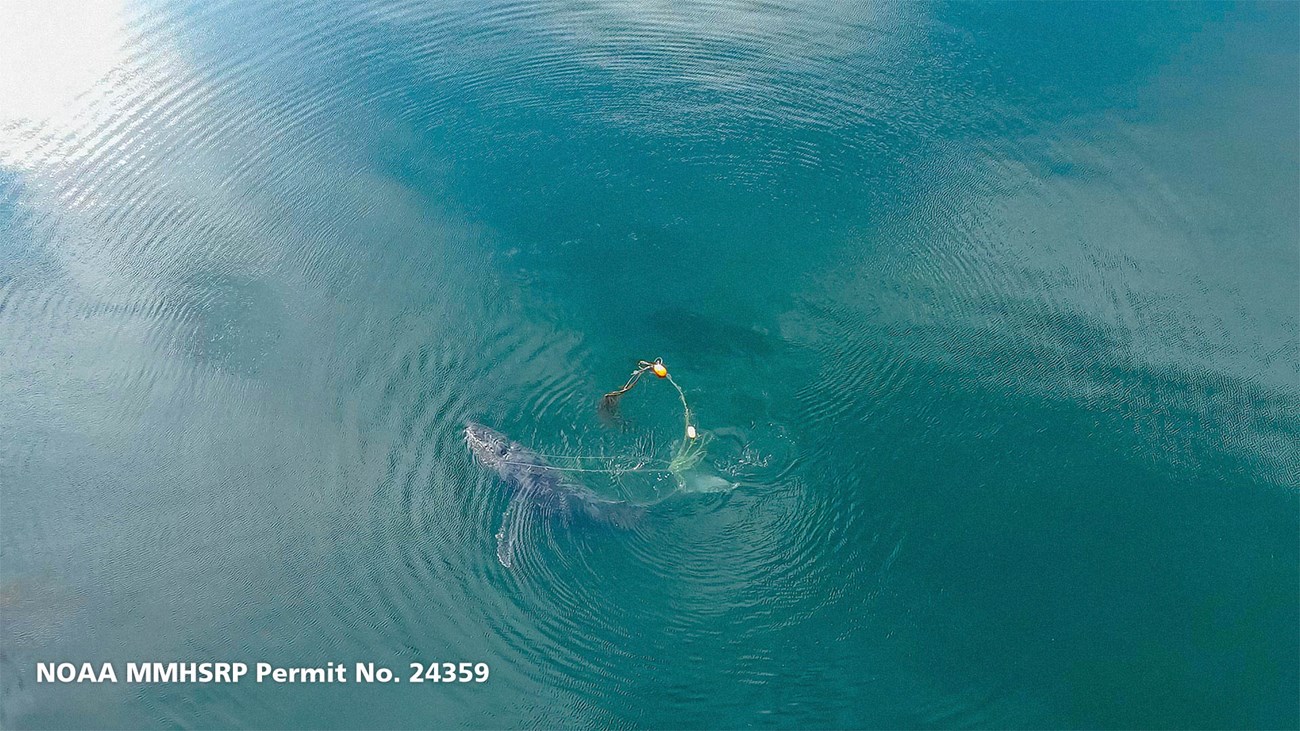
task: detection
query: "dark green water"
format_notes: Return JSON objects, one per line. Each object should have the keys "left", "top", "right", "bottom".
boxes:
{"left": 1, "top": 1, "right": 1297, "bottom": 728}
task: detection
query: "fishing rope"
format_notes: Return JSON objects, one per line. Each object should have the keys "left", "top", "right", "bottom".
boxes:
{"left": 489, "top": 460, "right": 676, "bottom": 475}
{"left": 603, "top": 358, "right": 697, "bottom": 443}
{"left": 487, "top": 358, "right": 702, "bottom": 481}
{"left": 523, "top": 449, "right": 673, "bottom": 466}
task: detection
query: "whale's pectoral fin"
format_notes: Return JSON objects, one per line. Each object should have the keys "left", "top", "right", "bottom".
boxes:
{"left": 496, "top": 490, "right": 531, "bottom": 569}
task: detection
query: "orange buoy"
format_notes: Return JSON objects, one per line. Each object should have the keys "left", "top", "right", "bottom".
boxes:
{"left": 652, "top": 362, "right": 668, "bottom": 378}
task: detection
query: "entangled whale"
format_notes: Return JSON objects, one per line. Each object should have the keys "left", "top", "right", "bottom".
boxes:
{"left": 465, "top": 422, "right": 642, "bottom": 568}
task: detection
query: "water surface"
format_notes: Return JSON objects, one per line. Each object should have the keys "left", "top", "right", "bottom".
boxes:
{"left": 1, "top": 1, "right": 1297, "bottom": 728}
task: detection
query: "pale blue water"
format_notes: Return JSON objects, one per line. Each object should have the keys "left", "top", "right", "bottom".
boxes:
{"left": 1, "top": 1, "right": 1297, "bottom": 728}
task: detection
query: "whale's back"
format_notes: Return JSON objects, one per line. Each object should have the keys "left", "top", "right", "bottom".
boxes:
{"left": 465, "top": 422, "right": 643, "bottom": 567}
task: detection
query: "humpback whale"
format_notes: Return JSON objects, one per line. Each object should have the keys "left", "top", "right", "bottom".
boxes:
{"left": 465, "top": 422, "right": 642, "bottom": 567}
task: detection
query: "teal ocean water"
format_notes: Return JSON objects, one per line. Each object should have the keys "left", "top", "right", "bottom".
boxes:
{"left": 2, "top": 2, "right": 1297, "bottom": 728}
